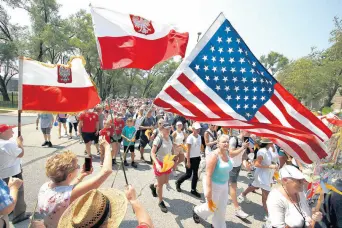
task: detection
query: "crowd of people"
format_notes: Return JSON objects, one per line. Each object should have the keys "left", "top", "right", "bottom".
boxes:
{"left": 0, "top": 97, "right": 342, "bottom": 228}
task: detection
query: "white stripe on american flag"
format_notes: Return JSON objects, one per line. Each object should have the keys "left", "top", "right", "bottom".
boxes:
{"left": 170, "top": 79, "right": 220, "bottom": 118}
{"left": 264, "top": 99, "right": 292, "bottom": 128}
{"left": 254, "top": 111, "right": 271, "bottom": 124}
{"left": 274, "top": 88, "right": 329, "bottom": 141}
{"left": 157, "top": 91, "right": 195, "bottom": 117}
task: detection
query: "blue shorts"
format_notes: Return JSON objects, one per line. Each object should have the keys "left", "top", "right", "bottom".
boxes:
{"left": 58, "top": 118, "right": 67, "bottom": 123}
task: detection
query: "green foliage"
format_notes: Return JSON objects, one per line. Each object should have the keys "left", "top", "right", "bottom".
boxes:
{"left": 322, "top": 106, "right": 333, "bottom": 115}
{"left": 277, "top": 17, "right": 342, "bottom": 110}
{"left": 259, "top": 51, "right": 289, "bottom": 75}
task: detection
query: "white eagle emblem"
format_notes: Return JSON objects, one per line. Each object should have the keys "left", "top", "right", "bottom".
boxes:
{"left": 130, "top": 15, "right": 155, "bottom": 35}
{"left": 57, "top": 66, "right": 72, "bottom": 83}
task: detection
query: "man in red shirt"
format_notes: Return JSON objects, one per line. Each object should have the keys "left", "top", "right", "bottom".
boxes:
{"left": 78, "top": 109, "right": 99, "bottom": 157}
{"left": 110, "top": 112, "right": 125, "bottom": 164}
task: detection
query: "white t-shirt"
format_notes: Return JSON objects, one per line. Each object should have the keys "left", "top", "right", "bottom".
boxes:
{"left": 0, "top": 139, "right": 22, "bottom": 178}
{"left": 229, "top": 136, "right": 245, "bottom": 167}
{"left": 67, "top": 115, "right": 78, "bottom": 123}
{"left": 186, "top": 134, "right": 201, "bottom": 158}
{"left": 267, "top": 188, "right": 312, "bottom": 228}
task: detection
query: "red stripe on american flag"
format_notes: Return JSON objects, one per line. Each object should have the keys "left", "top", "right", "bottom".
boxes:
{"left": 178, "top": 74, "right": 233, "bottom": 119}
{"left": 164, "top": 86, "right": 207, "bottom": 118}
{"left": 274, "top": 83, "right": 332, "bottom": 138}
{"left": 153, "top": 98, "right": 182, "bottom": 115}
{"left": 269, "top": 95, "right": 324, "bottom": 141}
{"left": 257, "top": 105, "right": 283, "bottom": 126}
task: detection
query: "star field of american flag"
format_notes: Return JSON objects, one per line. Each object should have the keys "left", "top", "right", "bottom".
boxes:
{"left": 189, "top": 19, "right": 275, "bottom": 121}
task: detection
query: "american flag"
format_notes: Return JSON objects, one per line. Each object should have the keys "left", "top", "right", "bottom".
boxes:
{"left": 154, "top": 13, "right": 332, "bottom": 164}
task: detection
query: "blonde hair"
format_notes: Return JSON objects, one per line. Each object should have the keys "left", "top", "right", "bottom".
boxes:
{"left": 45, "top": 151, "right": 77, "bottom": 183}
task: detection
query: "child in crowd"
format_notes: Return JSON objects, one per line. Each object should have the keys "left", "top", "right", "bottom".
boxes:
{"left": 122, "top": 118, "right": 138, "bottom": 168}
{"left": 99, "top": 120, "right": 114, "bottom": 166}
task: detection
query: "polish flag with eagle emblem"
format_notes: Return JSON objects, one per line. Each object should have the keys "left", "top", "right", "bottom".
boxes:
{"left": 90, "top": 6, "right": 189, "bottom": 70}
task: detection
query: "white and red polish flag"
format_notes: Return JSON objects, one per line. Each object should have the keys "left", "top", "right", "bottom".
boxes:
{"left": 154, "top": 13, "right": 332, "bottom": 164}
{"left": 18, "top": 57, "right": 101, "bottom": 113}
{"left": 90, "top": 6, "right": 189, "bottom": 70}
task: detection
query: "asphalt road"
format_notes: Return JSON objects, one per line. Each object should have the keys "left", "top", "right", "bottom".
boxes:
{"left": 0, "top": 115, "right": 37, "bottom": 125}
{"left": 10, "top": 124, "right": 266, "bottom": 228}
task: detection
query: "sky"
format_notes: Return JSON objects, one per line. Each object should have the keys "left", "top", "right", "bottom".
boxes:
{"left": 5, "top": 0, "right": 342, "bottom": 60}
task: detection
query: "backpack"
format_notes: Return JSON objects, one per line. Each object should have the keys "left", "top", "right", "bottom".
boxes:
{"left": 155, "top": 134, "right": 173, "bottom": 154}
{"left": 205, "top": 130, "right": 218, "bottom": 150}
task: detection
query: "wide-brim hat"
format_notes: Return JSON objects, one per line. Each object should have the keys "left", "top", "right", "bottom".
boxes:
{"left": 58, "top": 188, "right": 127, "bottom": 228}
{"left": 260, "top": 138, "right": 273, "bottom": 144}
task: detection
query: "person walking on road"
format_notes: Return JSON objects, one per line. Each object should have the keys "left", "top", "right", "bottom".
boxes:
{"left": 67, "top": 114, "right": 78, "bottom": 139}
{"left": 36, "top": 113, "right": 54, "bottom": 147}
{"left": 176, "top": 122, "right": 202, "bottom": 198}
{"left": 149, "top": 123, "right": 174, "bottom": 213}
{"left": 0, "top": 124, "right": 30, "bottom": 224}
{"left": 78, "top": 109, "right": 99, "bottom": 157}
{"left": 193, "top": 134, "right": 233, "bottom": 228}
{"left": 139, "top": 110, "right": 155, "bottom": 162}
{"left": 56, "top": 114, "right": 68, "bottom": 138}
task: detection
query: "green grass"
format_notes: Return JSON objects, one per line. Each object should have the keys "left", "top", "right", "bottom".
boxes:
{"left": 0, "top": 110, "right": 12, "bottom": 113}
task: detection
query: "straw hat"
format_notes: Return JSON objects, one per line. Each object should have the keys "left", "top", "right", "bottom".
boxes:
{"left": 58, "top": 189, "right": 127, "bottom": 228}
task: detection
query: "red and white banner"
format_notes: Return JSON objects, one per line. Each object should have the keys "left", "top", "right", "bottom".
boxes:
{"left": 18, "top": 56, "right": 101, "bottom": 113}
{"left": 90, "top": 6, "right": 189, "bottom": 70}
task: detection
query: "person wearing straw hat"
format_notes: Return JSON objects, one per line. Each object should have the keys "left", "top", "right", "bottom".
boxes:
{"left": 58, "top": 185, "right": 153, "bottom": 228}
{"left": 266, "top": 165, "right": 323, "bottom": 228}
{"left": 193, "top": 134, "right": 233, "bottom": 228}
{"left": 149, "top": 122, "right": 174, "bottom": 213}
{"left": 238, "top": 138, "right": 278, "bottom": 220}
{"left": 36, "top": 138, "right": 113, "bottom": 227}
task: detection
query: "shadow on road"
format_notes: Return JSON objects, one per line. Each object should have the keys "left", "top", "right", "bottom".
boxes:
{"left": 22, "top": 140, "right": 80, "bottom": 167}
{"left": 163, "top": 198, "right": 198, "bottom": 228}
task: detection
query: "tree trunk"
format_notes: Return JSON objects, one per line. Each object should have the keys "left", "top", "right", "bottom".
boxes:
{"left": 37, "top": 41, "right": 44, "bottom": 61}
{"left": 0, "top": 78, "right": 10, "bottom": 101}
{"left": 319, "top": 82, "right": 340, "bottom": 110}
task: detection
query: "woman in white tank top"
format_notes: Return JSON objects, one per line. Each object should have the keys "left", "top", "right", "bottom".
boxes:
{"left": 204, "top": 124, "right": 218, "bottom": 156}
{"left": 171, "top": 121, "right": 187, "bottom": 176}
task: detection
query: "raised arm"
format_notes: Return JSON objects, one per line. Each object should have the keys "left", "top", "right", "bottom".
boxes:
{"left": 70, "top": 140, "right": 112, "bottom": 202}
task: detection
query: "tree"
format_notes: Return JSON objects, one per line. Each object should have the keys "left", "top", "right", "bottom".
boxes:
{"left": 260, "top": 51, "right": 289, "bottom": 75}
{"left": 0, "top": 5, "right": 27, "bottom": 101}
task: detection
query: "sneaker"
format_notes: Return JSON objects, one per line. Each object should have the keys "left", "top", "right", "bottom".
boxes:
{"left": 150, "top": 184, "right": 157, "bottom": 197}
{"left": 175, "top": 182, "right": 182, "bottom": 192}
{"left": 173, "top": 171, "right": 178, "bottom": 177}
{"left": 41, "top": 141, "right": 48, "bottom": 146}
{"left": 192, "top": 207, "right": 200, "bottom": 224}
{"left": 97, "top": 151, "right": 100, "bottom": 156}
{"left": 100, "top": 161, "right": 103, "bottom": 167}
{"left": 191, "top": 190, "right": 201, "bottom": 198}
{"left": 112, "top": 159, "right": 117, "bottom": 165}
{"left": 247, "top": 172, "right": 254, "bottom": 179}
{"left": 158, "top": 201, "right": 168, "bottom": 213}
{"left": 235, "top": 207, "right": 249, "bottom": 219}
{"left": 69, "top": 136, "right": 72, "bottom": 139}
{"left": 131, "top": 162, "right": 137, "bottom": 168}
{"left": 237, "top": 193, "right": 250, "bottom": 203}
{"left": 48, "top": 141, "right": 53, "bottom": 147}
{"left": 263, "top": 215, "right": 268, "bottom": 221}
{"left": 124, "top": 160, "right": 129, "bottom": 166}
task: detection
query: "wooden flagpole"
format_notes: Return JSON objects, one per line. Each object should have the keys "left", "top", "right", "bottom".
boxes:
{"left": 18, "top": 57, "right": 24, "bottom": 136}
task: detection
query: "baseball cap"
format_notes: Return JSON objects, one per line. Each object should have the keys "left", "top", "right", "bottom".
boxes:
{"left": 279, "top": 165, "right": 305, "bottom": 180}
{"left": 176, "top": 121, "right": 183, "bottom": 125}
{"left": 162, "top": 123, "right": 172, "bottom": 129}
{"left": 192, "top": 122, "right": 202, "bottom": 130}
{"left": 0, "top": 124, "right": 16, "bottom": 133}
